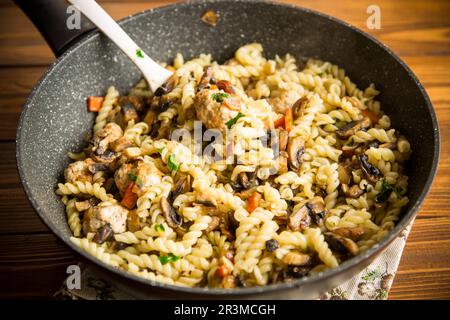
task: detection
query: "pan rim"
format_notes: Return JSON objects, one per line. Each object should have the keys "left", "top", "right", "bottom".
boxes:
{"left": 16, "top": 0, "right": 440, "bottom": 296}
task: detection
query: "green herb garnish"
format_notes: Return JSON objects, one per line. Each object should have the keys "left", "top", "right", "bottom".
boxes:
{"left": 225, "top": 112, "right": 245, "bottom": 129}
{"left": 375, "top": 180, "right": 401, "bottom": 203}
{"left": 159, "top": 253, "right": 180, "bottom": 265}
{"left": 156, "top": 147, "right": 164, "bottom": 155}
{"left": 128, "top": 173, "right": 137, "bottom": 181}
{"left": 211, "top": 92, "right": 230, "bottom": 103}
{"left": 168, "top": 154, "right": 179, "bottom": 172}
{"left": 154, "top": 223, "right": 165, "bottom": 232}
{"left": 136, "top": 49, "right": 144, "bottom": 58}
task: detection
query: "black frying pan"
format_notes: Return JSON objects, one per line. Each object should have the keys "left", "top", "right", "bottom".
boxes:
{"left": 15, "top": 0, "right": 439, "bottom": 299}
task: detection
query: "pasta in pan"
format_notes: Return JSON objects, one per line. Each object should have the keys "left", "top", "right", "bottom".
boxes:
{"left": 60, "top": 43, "right": 411, "bottom": 288}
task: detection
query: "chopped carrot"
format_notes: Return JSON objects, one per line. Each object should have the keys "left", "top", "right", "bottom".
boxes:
{"left": 121, "top": 183, "right": 138, "bottom": 209}
{"left": 247, "top": 192, "right": 261, "bottom": 213}
{"left": 87, "top": 96, "right": 104, "bottom": 112}
{"left": 360, "top": 109, "right": 380, "bottom": 124}
{"left": 215, "top": 266, "right": 230, "bottom": 278}
{"left": 284, "top": 107, "right": 293, "bottom": 132}
{"left": 274, "top": 116, "right": 285, "bottom": 129}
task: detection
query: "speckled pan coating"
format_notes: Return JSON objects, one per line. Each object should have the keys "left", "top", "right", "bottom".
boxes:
{"left": 16, "top": 0, "right": 439, "bottom": 298}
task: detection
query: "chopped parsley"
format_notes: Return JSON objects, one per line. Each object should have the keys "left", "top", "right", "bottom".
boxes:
{"left": 225, "top": 112, "right": 245, "bottom": 129}
{"left": 136, "top": 49, "right": 144, "bottom": 58}
{"left": 128, "top": 173, "right": 137, "bottom": 181}
{"left": 159, "top": 253, "right": 180, "bottom": 265}
{"left": 211, "top": 92, "right": 230, "bottom": 103}
{"left": 375, "top": 180, "right": 401, "bottom": 203}
{"left": 154, "top": 223, "right": 165, "bottom": 232}
{"left": 168, "top": 154, "right": 179, "bottom": 172}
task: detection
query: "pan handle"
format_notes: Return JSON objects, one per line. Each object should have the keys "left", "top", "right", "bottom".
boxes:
{"left": 13, "top": 0, "right": 94, "bottom": 57}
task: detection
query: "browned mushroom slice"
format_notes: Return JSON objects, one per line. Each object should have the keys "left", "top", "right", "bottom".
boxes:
{"left": 305, "top": 196, "right": 327, "bottom": 225}
{"left": 379, "top": 142, "right": 396, "bottom": 150}
{"left": 358, "top": 154, "right": 382, "bottom": 183}
{"left": 205, "top": 216, "right": 221, "bottom": 232}
{"left": 197, "top": 67, "right": 213, "bottom": 92}
{"left": 75, "top": 200, "right": 92, "bottom": 212}
{"left": 337, "top": 164, "right": 351, "bottom": 185}
{"left": 172, "top": 174, "right": 191, "bottom": 199}
{"left": 277, "top": 151, "right": 289, "bottom": 174}
{"left": 88, "top": 162, "right": 108, "bottom": 174}
{"left": 150, "top": 95, "right": 174, "bottom": 113}
{"left": 324, "top": 232, "right": 359, "bottom": 256}
{"left": 341, "top": 145, "right": 357, "bottom": 158}
{"left": 237, "top": 172, "right": 251, "bottom": 190}
{"left": 110, "top": 136, "right": 134, "bottom": 153}
{"left": 160, "top": 196, "right": 183, "bottom": 228}
{"left": 282, "top": 252, "right": 312, "bottom": 266}
{"left": 265, "top": 239, "right": 279, "bottom": 252}
{"left": 332, "top": 227, "right": 365, "bottom": 241}
{"left": 288, "top": 205, "right": 311, "bottom": 231}
{"left": 292, "top": 97, "right": 309, "bottom": 119}
{"left": 92, "top": 223, "right": 114, "bottom": 244}
{"left": 154, "top": 74, "right": 179, "bottom": 96}
{"left": 120, "top": 103, "right": 139, "bottom": 124}
{"left": 278, "top": 129, "right": 289, "bottom": 152}
{"left": 287, "top": 136, "right": 305, "bottom": 170}
{"left": 341, "top": 184, "right": 364, "bottom": 198}
{"left": 336, "top": 117, "right": 371, "bottom": 139}
{"left": 194, "top": 192, "right": 218, "bottom": 207}
{"left": 127, "top": 209, "right": 141, "bottom": 232}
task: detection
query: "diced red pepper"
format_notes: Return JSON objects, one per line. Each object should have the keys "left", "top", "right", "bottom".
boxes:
{"left": 284, "top": 107, "right": 293, "bottom": 132}
{"left": 247, "top": 192, "right": 261, "bottom": 213}
{"left": 87, "top": 96, "right": 104, "bottom": 112}
{"left": 121, "top": 183, "right": 138, "bottom": 209}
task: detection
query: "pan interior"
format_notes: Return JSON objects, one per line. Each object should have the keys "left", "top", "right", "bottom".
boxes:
{"left": 17, "top": 0, "right": 438, "bottom": 295}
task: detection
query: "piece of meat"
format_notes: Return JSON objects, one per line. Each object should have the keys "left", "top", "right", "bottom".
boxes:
{"left": 194, "top": 89, "right": 241, "bottom": 131}
{"left": 89, "top": 202, "right": 129, "bottom": 234}
{"left": 114, "top": 163, "right": 135, "bottom": 195}
{"left": 268, "top": 91, "right": 302, "bottom": 114}
{"left": 64, "top": 158, "right": 96, "bottom": 183}
{"left": 92, "top": 122, "right": 123, "bottom": 155}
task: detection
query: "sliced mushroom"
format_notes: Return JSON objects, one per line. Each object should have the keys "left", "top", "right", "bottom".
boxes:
{"left": 278, "top": 129, "right": 289, "bottom": 152}
{"left": 282, "top": 252, "right": 312, "bottom": 266}
{"left": 358, "top": 154, "right": 382, "bottom": 183}
{"left": 237, "top": 172, "right": 251, "bottom": 190}
{"left": 92, "top": 149, "right": 120, "bottom": 165}
{"left": 92, "top": 223, "right": 114, "bottom": 244}
{"left": 109, "top": 241, "right": 128, "bottom": 251}
{"left": 336, "top": 117, "right": 371, "bottom": 139}
{"left": 75, "top": 200, "right": 92, "bottom": 212}
{"left": 265, "top": 239, "right": 279, "bottom": 252}
{"left": 305, "top": 196, "right": 327, "bottom": 225}
{"left": 194, "top": 192, "right": 218, "bottom": 207}
{"left": 110, "top": 136, "right": 134, "bottom": 153}
{"left": 288, "top": 204, "right": 311, "bottom": 231}
{"left": 120, "top": 103, "right": 139, "bottom": 124}
{"left": 332, "top": 227, "right": 365, "bottom": 241}
{"left": 205, "top": 216, "right": 220, "bottom": 232}
{"left": 287, "top": 136, "right": 305, "bottom": 170}
{"left": 154, "top": 74, "right": 179, "bottom": 96}
{"left": 379, "top": 142, "right": 396, "bottom": 150}
{"left": 341, "top": 184, "right": 364, "bottom": 198}
{"left": 292, "top": 97, "right": 309, "bottom": 119}
{"left": 198, "top": 67, "right": 213, "bottom": 92}
{"left": 277, "top": 151, "right": 289, "bottom": 174}
{"left": 172, "top": 174, "right": 191, "bottom": 199}
{"left": 341, "top": 145, "right": 357, "bottom": 158}
{"left": 160, "top": 196, "right": 183, "bottom": 228}
{"left": 88, "top": 162, "right": 108, "bottom": 174}
{"left": 127, "top": 209, "right": 141, "bottom": 232}
{"left": 337, "top": 164, "right": 351, "bottom": 185}
{"left": 324, "top": 232, "right": 359, "bottom": 256}
{"left": 149, "top": 95, "right": 174, "bottom": 113}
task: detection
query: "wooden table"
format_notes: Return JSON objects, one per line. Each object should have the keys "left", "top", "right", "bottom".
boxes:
{"left": 0, "top": 0, "right": 449, "bottom": 299}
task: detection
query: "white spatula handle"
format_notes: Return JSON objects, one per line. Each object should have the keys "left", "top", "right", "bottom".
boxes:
{"left": 68, "top": 0, "right": 172, "bottom": 92}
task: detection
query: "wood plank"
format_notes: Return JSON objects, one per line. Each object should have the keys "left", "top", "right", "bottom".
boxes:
{"left": 0, "top": 0, "right": 449, "bottom": 66}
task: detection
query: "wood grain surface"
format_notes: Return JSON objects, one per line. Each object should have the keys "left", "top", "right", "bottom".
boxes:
{"left": 0, "top": 0, "right": 449, "bottom": 299}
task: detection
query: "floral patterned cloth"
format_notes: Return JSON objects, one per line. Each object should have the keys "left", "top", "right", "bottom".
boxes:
{"left": 55, "top": 222, "right": 412, "bottom": 300}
